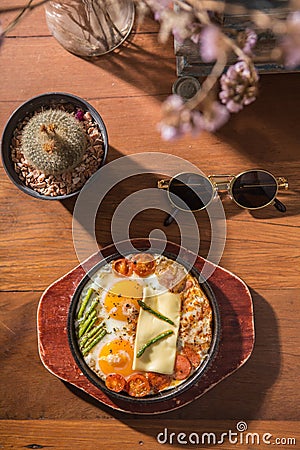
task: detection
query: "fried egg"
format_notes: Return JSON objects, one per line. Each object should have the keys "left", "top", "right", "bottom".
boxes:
{"left": 98, "top": 338, "right": 135, "bottom": 377}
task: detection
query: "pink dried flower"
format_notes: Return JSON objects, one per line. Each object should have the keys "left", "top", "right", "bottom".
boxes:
{"left": 242, "top": 28, "right": 258, "bottom": 56}
{"left": 75, "top": 109, "right": 85, "bottom": 121}
{"left": 195, "top": 101, "right": 230, "bottom": 132}
{"left": 280, "top": 11, "right": 300, "bottom": 69}
{"left": 200, "top": 25, "right": 224, "bottom": 63}
{"left": 159, "top": 9, "right": 194, "bottom": 44}
{"left": 158, "top": 94, "right": 204, "bottom": 140}
{"left": 147, "top": 0, "right": 171, "bottom": 21}
{"left": 219, "top": 60, "right": 259, "bottom": 113}
{"left": 163, "top": 94, "right": 184, "bottom": 111}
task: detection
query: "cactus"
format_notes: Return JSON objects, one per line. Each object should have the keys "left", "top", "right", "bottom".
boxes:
{"left": 21, "top": 109, "right": 87, "bottom": 175}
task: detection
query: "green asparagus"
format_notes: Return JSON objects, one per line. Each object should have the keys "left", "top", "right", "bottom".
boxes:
{"left": 79, "top": 321, "right": 105, "bottom": 348}
{"left": 77, "top": 287, "right": 94, "bottom": 319}
{"left": 137, "top": 300, "right": 175, "bottom": 326}
{"left": 81, "top": 317, "right": 97, "bottom": 340}
{"left": 137, "top": 330, "right": 174, "bottom": 358}
{"left": 82, "top": 329, "right": 107, "bottom": 356}
{"left": 81, "top": 298, "right": 99, "bottom": 322}
{"left": 78, "top": 310, "right": 97, "bottom": 338}
{"left": 82, "top": 326, "right": 106, "bottom": 351}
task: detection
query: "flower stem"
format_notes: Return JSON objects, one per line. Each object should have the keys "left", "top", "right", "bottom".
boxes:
{"left": 1, "top": 0, "right": 49, "bottom": 36}
{"left": 186, "top": 53, "right": 227, "bottom": 110}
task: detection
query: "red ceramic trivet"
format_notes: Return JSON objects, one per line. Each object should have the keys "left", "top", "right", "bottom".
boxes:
{"left": 37, "top": 239, "right": 254, "bottom": 414}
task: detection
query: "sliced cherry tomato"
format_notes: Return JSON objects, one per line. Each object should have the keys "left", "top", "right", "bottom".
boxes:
{"left": 126, "top": 374, "right": 151, "bottom": 397}
{"left": 112, "top": 258, "right": 133, "bottom": 277}
{"left": 131, "top": 253, "right": 156, "bottom": 277}
{"left": 182, "top": 344, "right": 201, "bottom": 368}
{"left": 105, "top": 373, "right": 126, "bottom": 393}
{"left": 174, "top": 354, "right": 192, "bottom": 380}
{"left": 146, "top": 372, "right": 171, "bottom": 392}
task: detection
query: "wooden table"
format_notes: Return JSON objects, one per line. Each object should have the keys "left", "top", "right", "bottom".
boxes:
{"left": 0, "top": 2, "right": 299, "bottom": 448}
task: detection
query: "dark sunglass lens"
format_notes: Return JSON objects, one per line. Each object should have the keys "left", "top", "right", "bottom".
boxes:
{"left": 232, "top": 171, "right": 277, "bottom": 208}
{"left": 169, "top": 173, "right": 214, "bottom": 211}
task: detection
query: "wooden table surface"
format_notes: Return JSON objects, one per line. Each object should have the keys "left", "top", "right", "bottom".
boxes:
{"left": 0, "top": 2, "right": 299, "bottom": 449}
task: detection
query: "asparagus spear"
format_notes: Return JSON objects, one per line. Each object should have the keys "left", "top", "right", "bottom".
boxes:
{"left": 81, "top": 317, "right": 97, "bottom": 340}
{"left": 82, "top": 329, "right": 107, "bottom": 356}
{"left": 137, "top": 300, "right": 175, "bottom": 326}
{"left": 137, "top": 330, "right": 174, "bottom": 358}
{"left": 77, "top": 297, "right": 99, "bottom": 335}
{"left": 81, "top": 326, "right": 106, "bottom": 351}
{"left": 78, "top": 310, "right": 97, "bottom": 338}
{"left": 77, "top": 287, "right": 94, "bottom": 319}
{"left": 79, "top": 321, "right": 105, "bottom": 348}
{"left": 81, "top": 298, "right": 99, "bottom": 322}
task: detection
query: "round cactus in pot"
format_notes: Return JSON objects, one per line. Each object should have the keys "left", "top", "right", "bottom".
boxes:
{"left": 21, "top": 109, "right": 87, "bottom": 175}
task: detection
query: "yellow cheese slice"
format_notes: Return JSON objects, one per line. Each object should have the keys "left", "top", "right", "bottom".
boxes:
{"left": 132, "top": 285, "right": 181, "bottom": 374}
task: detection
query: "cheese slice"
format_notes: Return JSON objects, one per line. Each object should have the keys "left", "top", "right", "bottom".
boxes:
{"left": 132, "top": 286, "right": 181, "bottom": 374}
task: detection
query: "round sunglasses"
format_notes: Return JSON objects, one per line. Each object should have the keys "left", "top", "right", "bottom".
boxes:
{"left": 158, "top": 170, "right": 289, "bottom": 226}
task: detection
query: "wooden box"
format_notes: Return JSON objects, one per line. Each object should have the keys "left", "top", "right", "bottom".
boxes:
{"left": 175, "top": 2, "right": 299, "bottom": 77}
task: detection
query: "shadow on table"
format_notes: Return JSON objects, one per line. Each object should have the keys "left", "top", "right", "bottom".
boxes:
{"left": 217, "top": 73, "right": 300, "bottom": 165}
{"left": 63, "top": 288, "right": 281, "bottom": 446}
{"left": 60, "top": 145, "right": 232, "bottom": 259}
{"left": 82, "top": 19, "right": 175, "bottom": 102}
{"left": 215, "top": 74, "right": 300, "bottom": 219}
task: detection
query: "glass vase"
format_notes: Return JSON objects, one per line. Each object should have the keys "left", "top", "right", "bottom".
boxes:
{"left": 45, "top": 0, "right": 135, "bottom": 57}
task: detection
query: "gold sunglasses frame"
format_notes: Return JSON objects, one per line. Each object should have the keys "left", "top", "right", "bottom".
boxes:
{"left": 158, "top": 169, "right": 288, "bottom": 212}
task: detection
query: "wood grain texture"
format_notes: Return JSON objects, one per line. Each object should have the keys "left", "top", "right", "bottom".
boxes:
{"left": 0, "top": 420, "right": 299, "bottom": 449}
{"left": 0, "top": 1, "right": 299, "bottom": 447}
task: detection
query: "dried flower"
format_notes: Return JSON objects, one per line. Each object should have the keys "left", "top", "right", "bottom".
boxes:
{"left": 219, "top": 60, "right": 259, "bottom": 113}
{"left": 158, "top": 94, "right": 204, "bottom": 140}
{"left": 195, "top": 101, "right": 230, "bottom": 132}
{"left": 240, "top": 28, "right": 258, "bottom": 56}
{"left": 158, "top": 9, "right": 194, "bottom": 44}
{"left": 146, "top": 0, "right": 171, "bottom": 21}
{"left": 280, "top": 11, "right": 300, "bottom": 69}
{"left": 199, "top": 25, "right": 226, "bottom": 63}
{"left": 75, "top": 109, "right": 85, "bottom": 121}
{"left": 159, "top": 96, "right": 230, "bottom": 140}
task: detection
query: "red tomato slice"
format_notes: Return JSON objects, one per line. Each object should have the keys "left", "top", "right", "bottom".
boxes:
{"left": 174, "top": 354, "right": 192, "bottom": 380}
{"left": 112, "top": 258, "right": 134, "bottom": 277}
{"left": 126, "top": 374, "right": 151, "bottom": 397}
{"left": 105, "top": 373, "right": 126, "bottom": 392}
{"left": 131, "top": 253, "right": 156, "bottom": 277}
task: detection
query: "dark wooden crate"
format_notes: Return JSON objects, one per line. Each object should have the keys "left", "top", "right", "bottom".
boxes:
{"left": 175, "top": 3, "right": 300, "bottom": 77}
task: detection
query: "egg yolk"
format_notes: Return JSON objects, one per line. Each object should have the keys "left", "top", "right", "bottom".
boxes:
{"left": 104, "top": 280, "right": 143, "bottom": 321}
{"left": 99, "top": 338, "right": 134, "bottom": 377}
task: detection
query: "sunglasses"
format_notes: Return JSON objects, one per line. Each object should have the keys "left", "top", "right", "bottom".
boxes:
{"left": 158, "top": 169, "right": 289, "bottom": 226}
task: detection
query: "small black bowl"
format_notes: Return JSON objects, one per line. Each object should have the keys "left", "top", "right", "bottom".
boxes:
{"left": 67, "top": 248, "right": 221, "bottom": 405}
{"left": 1, "top": 92, "right": 109, "bottom": 200}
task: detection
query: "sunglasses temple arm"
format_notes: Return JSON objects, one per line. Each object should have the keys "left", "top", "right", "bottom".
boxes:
{"left": 164, "top": 208, "right": 179, "bottom": 227}
{"left": 274, "top": 198, "right": 287, "bottom": 213}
